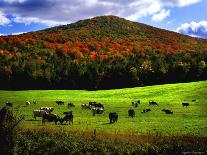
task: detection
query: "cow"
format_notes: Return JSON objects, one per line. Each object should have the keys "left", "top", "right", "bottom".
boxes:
{"left": 141, "top": 108, "right": 151, "bottom": 113}
{"left": 192, "top": 99, "right": 196, "bottom": 102}
{"left": 182, "top": 103, "right": 189, "bottom": 107}
{"left": 60, "top": 111, "right": 73, "bottom": 125}
{"left": 92, "top": 108, "right": 104, "bottom": 116}
{"left": 68, "top": 103, "right": 75, "bottom": 108}
{"left": 109, "top": 112, "right": 118, "bottom": 123}
{"left": 89, "top": 101, "right": 97, "bottom": 106}
{"left": 33, "top": 109, "right": 47, "bottom": 120}
{"left": 40, "top": 107, "right": 54, "bottom": 113}
{"left": 26, "top": 101, "right": 31, "bottom": 106}
{"left": 42, "top": 113, "right": 61, "bottom": 125}
{"left": 95, "top": 103, "right": 104, "bottom": 109}
{"left": 162, "top": 109, "right": 173, "bottom": 114}
{"left": 149, "top": 101, "right": 158, "bottom": 106}
{"left": 132, "top": 100, "right": 140, "bottom": 108}
{"left": 128, "top": 109, "right": 135, "bottom": 118}
{"left": 56, "top": 101, "right": 64, "bottom": 105}
{"left": 5, "top": 102, "right": 12, "bottom": 107}
{"left": 89, "top": 102, "right": 104, "bottom": 109}
{"left": 81, "top": 103, "right": 91, "bottom": 110}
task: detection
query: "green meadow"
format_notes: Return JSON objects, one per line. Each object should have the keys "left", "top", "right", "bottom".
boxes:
{"left": 0, "top": 81, "right": 207, "bottom": 137}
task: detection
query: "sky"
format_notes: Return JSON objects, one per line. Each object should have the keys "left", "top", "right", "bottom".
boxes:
{"left": 0, "top": 0, "right": 207, "bottom": 39}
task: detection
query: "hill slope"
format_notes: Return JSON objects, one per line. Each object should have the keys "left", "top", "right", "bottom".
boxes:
{"left": 0, "top": 16, "right": 207, "bottom": 89}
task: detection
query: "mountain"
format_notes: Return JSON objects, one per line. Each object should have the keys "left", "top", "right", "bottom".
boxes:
{"left": 0, "top": 16, "right": 207, "bottom": 90}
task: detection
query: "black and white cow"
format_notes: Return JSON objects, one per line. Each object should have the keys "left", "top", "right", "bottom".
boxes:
{"left": 40, "top": 107, "right": 54, "bottom": 113}
{"left": 26, "top": 101, "right": 31, "bottom": 106}
{"left": 92, "top": 108, "right": 104, "bottom": 116}
{"left": 141, "top": 108, "right": 151, "bottom": 113}
{"left": 42, "top": 113, "right": 61, "bottom": 125}
{"left": 81, "top": 103, "right": 91, "bottom": 110}
{"left": 33, "top": 109, "right": 47, "bottom": 120}
{"left": 5, "top": 102, "right": 12, "bottom": 107}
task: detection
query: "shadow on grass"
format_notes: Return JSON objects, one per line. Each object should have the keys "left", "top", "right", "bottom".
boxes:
{"left": 102, "top": 122, "right": 112, "bottom": 125}
{"left": 26, "top": 119, "right": 40, "bottom": 121}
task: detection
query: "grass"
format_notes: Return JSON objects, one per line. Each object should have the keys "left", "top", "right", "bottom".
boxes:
{"left": 0, "top": 80, "right": 207, "bottom": 137}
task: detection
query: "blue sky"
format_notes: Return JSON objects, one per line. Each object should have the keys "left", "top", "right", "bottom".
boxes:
{"left": 0, "top": 0, "right": 207, "bottom": 39}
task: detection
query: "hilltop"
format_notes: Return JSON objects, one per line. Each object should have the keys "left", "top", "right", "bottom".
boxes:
{"left": 0, "top": 16, "right": 207, "bottom": 89}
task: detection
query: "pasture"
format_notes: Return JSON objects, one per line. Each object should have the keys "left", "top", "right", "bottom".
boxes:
{"left": 0, "top": 81, "right": 207, "bottom": 137}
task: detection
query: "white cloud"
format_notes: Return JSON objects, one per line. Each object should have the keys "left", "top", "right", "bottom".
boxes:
{"left": 0, "top": 11, "right": 11, "bottom": 26}
{"left": 176, "top": 0, "right": 201, "bottom": 7}
{"left": 13, "top": 16, "right": 70, "bottom": 26}
{"left": 152, "top": 9, "right": 170, "bottom": 22}
{"left": 167, "top": 19, "right": 176, "bottom": 25}
{"left": 3, "top": 0, "right": 27, "bottom": 3}
{"left": 176, "top": 21, "right": 207, "bottom": 39}
{"left": 0, "top": 0, "right": 202, "bottom": 26}
{"left": 0, "top": 33, "right": 5, "bottom": 36}
{"left": 11, "top": 31, "right": 27, "bottom": 35}
{"left": 159, "top": 0, "right": 201, "bottom": 7}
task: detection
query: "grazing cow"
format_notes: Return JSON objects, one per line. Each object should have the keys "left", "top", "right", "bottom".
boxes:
{"left": 33, "top": 110, "right": 47, "bottom": 120}
{"left": 89, "top": 101, "right": 97, "bottom": 106}
{"left": 95, "top": 103, "right": 104, "bottom": 109}
{"left": 149, "top": 101, "right": 158, "bottom": 106}
{"left": 26, "top": 101, "right": 31, "bottom": 106}
{"left": 132, "top": 100, "right": 140, "bottom": 108}
{"left": 89, "top": 102, "right": 104, "bottom": 109}
{"left": 5, "top": 102, "right": 12, "bottom": 107}
{"left": 68, "top": 103, "right": 75, "bottom": 108}
{"left": 42, "top": 113, "right": 61, "bottom": 125}
{"left": 141, "top": 108, "right": 151, "bottom": 113}
{"left": 162, "top": 109, "right": 173, "bottom": 114}
{"left": 81, "top": 103, "right": 91, "bottom": 110}
{"left": 61, "top": 111, "right": 73, "bottom": 125}
{"left": 40, "top": 107, "right": 54, "bottom": 113}
{"left": 192, "top": 99, "right": 196, "bottom": 102}
{"left": 182, "top": 102, "right": 189, "bottom": 107}
{"left": 92, "top": 108, "right": 104, "bottom": 116}
{"left": 56, "top": 101, "right": 64, "bottom": 105}
{"left": 128, "top": 109, "right": 135, "bottom": 118}
{"left": 109, "top": 112, "right": 118, "bottom": 123}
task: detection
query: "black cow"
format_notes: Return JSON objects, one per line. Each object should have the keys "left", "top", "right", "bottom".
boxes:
{"left": 149, "top": 101, "right": 158, "bottom": 106}
{"left": 109, "top": 112, "right": 118, "bottom": 123}
{"left": 192, "top": 99, "right": 196, "bottom": 102}
{"left": 128, "top": 109, "right": 135, "bottom": 118}
{"left": 5, "top": 102, "right": 12, "bottom": 107}
{"left": 42, "top": 113, "right": 61, "bottom": 125}
{"left": 68, "top": 103, "right": 75, "bottom": 108}
{"left": 141, "top": 108, "right": 151, "bottom": 113}
{"left": 56, "top": 101, "right": 64, "bottom": 105}
{"left": 61, "top": 111, "right": 73, "bottom": 125}
{"left": 162, "top": 109, "right": 173, "bottom": 114}
{"left": 182, "top": 103, "right": 189, "bottom": 107}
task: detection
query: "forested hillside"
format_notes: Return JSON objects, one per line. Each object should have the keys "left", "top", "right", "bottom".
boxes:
{"left": 0, "top": 16, "right": 207, "bottom": 89}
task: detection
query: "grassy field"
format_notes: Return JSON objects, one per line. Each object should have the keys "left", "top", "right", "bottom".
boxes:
{"left": 0, "top": 81, "right": 207, "bottom": 137}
